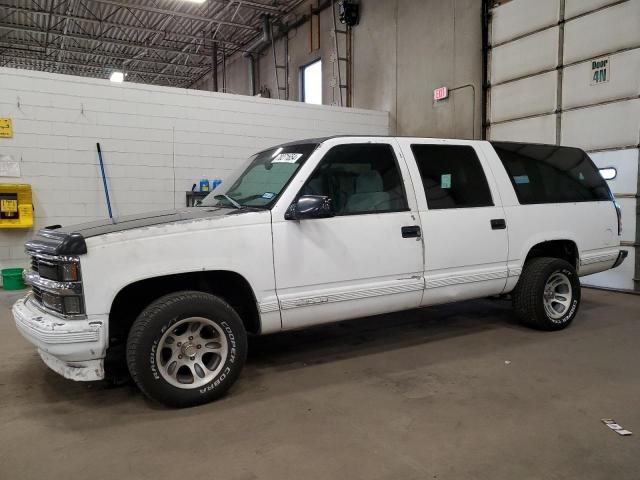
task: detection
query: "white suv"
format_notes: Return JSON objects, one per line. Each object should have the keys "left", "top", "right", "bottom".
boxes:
{"left": 13, "top": 136, "right": 626, "bottom": 407}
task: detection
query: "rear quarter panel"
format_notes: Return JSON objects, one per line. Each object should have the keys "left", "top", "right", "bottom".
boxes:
{"left": 479, "top": 143, "right": 620, "bottom": 290}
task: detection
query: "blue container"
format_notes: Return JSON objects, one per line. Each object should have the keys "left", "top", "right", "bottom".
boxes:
{"left": 211, "top": 179, "right": 222, "bottom": 191}
{"left": 199, "top": 178, "right": 210, "bottom": 192}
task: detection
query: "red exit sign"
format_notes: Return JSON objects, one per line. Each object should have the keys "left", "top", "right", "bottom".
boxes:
{"left": 433, "top": 86, "right": 448, "bottom": 101}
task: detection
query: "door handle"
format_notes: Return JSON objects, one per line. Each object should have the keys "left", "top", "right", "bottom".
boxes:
{"left": 491, "top": 219, "right": 506, "bottom": 230}
{"left": 402, "top": 225, "right": 421, "bottom": 238}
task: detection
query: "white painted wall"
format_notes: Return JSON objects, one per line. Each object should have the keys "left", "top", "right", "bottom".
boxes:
{"left": 0, "top": 68, "right": 389, "bottom": 271}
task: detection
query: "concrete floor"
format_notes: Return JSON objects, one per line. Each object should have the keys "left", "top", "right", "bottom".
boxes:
{"left": 0, "top": 288, "right": 638, "bottom": 480}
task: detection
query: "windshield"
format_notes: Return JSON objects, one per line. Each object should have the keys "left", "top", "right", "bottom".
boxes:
{"left": 199, "top": 143, "right": 318, "bottom": 208}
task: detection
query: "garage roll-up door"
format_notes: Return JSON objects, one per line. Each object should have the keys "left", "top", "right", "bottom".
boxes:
{"left": 486, "top": 0, "right": 640, "bottom": 291}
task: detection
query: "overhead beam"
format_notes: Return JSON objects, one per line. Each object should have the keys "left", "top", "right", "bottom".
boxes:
{"left": 6, "top": 62, "right": 188, "bottom": 86}
{"left": 0, "top": 41, "right": 210, "bottom": 71}
{"left": 211, "top": 0, "right": 284, "bottom": 14}
{"left": 2, "top": 50, "right": 195, "bottom": 81}
{"left": 88, "top": 0, "right": 260, "bottom": 31}
{"left": 2, "top": 6, "right": 249, "bottom": 48}
{"left": 0, "top": 22, "right": 213, "bottom": 60}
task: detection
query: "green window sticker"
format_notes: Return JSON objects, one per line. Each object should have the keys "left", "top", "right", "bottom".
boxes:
{"left": 441, "top": 173, "right": 452, "bottom": 189}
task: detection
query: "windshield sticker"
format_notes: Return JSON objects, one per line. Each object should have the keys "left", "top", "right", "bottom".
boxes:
{"left": 262, "top": 192, "right": 276, "bottom": 199}
{"left": 441, "top": 173, "right": 452, "bottom": 189}
{"left": 514, "top": 175, "right": 530, "bottom": 184}
{"left": 272, "top": 153, "right": 303, "bottom": 164}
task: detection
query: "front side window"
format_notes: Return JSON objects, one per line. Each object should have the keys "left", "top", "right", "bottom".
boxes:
{"left": 491, "top": 142, "right": 612, "bottom": 204}
{"left": 200, "top": 143, "right": 318, "bottom": 209}
{"left": 300, "top": 143, "right": 409, "bottom": 215}
{"left": 411, "top": 144, "right": 494, "bottom": 209}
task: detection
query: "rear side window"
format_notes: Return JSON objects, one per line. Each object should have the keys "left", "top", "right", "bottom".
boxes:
{"left": 411, "top": 144, "right": 494, "bottom": 209}
{"left": 492, "top": 142, "right": 612, "bottom": 204}
{"left": 301, "top": 143, "right": 409, "bottom": 215}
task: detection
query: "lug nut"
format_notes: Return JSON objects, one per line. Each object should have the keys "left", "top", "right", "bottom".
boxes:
{"left": 177, "top": 342, "right": 181, "bottom": 347}
{"left": 178, "top": 355, "right": 183, "bottom": 359}
{"left": 189, "top": 336, "right": 193, "bottom": 340}
{"left": 190, "top": 356, "right": 195, "bottom": 361}
{"left": 197, "top": 344, "right": 202, "bottom": 349}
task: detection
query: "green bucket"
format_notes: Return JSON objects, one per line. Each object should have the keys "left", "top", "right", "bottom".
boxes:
{"left": 2, "top": 268, "right": 26, "bottom": 290}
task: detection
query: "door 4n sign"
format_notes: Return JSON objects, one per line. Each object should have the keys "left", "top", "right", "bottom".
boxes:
{"left": 591, "top": 57, "right": 610, "bottom": 85}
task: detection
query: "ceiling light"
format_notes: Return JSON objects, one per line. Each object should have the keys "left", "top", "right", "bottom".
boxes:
{"left": 179, "top": 0, "right": 207, "bottom": 3}
{"left": 109, "top": 71, "right": 124, "bottom": 83}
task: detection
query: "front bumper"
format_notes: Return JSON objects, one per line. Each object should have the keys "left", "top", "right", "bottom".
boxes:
{"left": 12, "top": 296, "right": 106, "bottom": 381}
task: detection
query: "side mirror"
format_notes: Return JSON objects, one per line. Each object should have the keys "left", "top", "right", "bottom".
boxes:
{"left": 285, "top": 195, "right": 335, "bottom": 220}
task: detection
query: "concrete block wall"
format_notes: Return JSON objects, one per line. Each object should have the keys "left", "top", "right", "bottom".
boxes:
{"left": 191, "top": 0, "right": 484, "bottom": 140}
{"left": 0, "top": 67, "right": 389, "bottom": 271}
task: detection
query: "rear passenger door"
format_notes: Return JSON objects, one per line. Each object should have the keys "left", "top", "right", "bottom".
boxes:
{"left": 397, "top": 139, "right": 509, "bottom": 305}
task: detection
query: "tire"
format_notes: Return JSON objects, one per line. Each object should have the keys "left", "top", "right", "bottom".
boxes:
{"left": 512, "top": 257, "right": 581, "bottom": 331}
{"left": 126, "top": 291, "right": 247, "bottom": 408}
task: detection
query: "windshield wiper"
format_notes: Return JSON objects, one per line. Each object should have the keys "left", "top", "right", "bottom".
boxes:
{"left": 213, "top": 194, "right": 242, "bottom": 209}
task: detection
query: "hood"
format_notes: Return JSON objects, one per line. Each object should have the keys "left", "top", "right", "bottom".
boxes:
{"left": 25, "top": 207, "right": 257, "bottom": 256}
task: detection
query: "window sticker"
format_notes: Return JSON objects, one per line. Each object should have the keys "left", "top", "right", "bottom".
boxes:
{"left": 261, "top": 192, "right": 276, "bottom": 199}
{"left": 514, "top": 175, "right": 530, "bottom": 184}
{"left": 272, "top": 153, "right": 303, "bottom": 164}
{"left": 441, "top": 173, "right": 452, "bottom": 189}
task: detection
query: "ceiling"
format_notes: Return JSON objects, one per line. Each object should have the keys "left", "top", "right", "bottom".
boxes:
{"left": 0, "top": 0, "right": 304, "bottom": 88}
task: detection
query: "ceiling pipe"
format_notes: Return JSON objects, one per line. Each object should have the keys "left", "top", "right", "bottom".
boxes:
{"left": 243, "top": 14, "right": 272, "bottom": 96}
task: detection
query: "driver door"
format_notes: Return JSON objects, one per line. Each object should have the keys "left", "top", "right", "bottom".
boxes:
{"left": 271, "top": 139, "right": 425, "bottom": 330}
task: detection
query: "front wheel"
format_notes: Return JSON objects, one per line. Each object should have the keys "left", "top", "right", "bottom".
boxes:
{"left": 126, "top": 291, "right": 247, "bottom": 408}
{"left": 512, "top": 257, "right": 581, "bottom": 331}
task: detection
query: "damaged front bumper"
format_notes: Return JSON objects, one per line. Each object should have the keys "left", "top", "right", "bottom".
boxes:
{"left": 12, "top": 295, "right": 107, "bottom": 381}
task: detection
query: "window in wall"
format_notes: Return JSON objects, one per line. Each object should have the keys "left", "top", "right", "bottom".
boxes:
{"left": 491, "top": 142, "right": 612, "bottom": 204}
{"left": 301, "top": 59, "right": 322, "bottom": 105}
{"left": 301, "top": 144, "right": 409, "bottom": 215}
{"left": 411, "top": 144, "right": 494, "bottom": 209}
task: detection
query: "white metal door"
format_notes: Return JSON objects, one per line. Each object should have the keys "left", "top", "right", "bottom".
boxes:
{"left": 486, "top": 0, "right": 640, "bottom": 291}
{"left": 271, "top": 139, "right": 424, "bottom": 330}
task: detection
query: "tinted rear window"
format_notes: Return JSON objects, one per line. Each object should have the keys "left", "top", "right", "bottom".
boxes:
{"left": 491, "top": 142, "right": 612, "bottom": 204}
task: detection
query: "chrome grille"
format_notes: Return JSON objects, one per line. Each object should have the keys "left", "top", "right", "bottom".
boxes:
{"left": 24, "top": 253, "right": 85, "bottom": 318}
{"left": 32, "top": 285, "right": 43, "bottom": 304}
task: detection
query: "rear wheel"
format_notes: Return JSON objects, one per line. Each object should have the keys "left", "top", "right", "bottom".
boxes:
{"left": 126, "top": 291, "right": 247, "bottom": 408}
{"left": 512, "top": 257, "right": 581, "bottom": 330}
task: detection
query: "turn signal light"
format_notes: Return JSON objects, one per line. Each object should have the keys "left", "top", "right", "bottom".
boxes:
{"left": 60, "top": 262, "right": 80, "bottom": 282}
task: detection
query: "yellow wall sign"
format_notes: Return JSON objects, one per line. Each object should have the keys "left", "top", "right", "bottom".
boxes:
{"left": 0, "top": 184, "right": 33, "bottom": 228}
{"left": 0, "top": 118, "right": 13, "bottom": 138}
{"left": 1, "top": 199, "right": 18, "bottom": 213}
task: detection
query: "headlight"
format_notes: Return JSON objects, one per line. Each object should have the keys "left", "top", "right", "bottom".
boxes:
{"left": 41, "top": 291, "right": 84, "bottom": 315}
{"left": 41, "top": 291, "right": 64, "bottom": 313}
{"left": 63, "top": 296, "right": 83, "bottom": 315}
{"left": 36, "top": 259, "right": 80, "bottom": 282}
